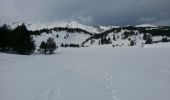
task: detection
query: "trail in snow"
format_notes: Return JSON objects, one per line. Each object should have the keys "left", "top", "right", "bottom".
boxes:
{"left": 1, "top": 48, "right": 170, "bottom": 100}
{"left": 33, "top": 72, "right": 66, "bottom": 100}
{"left": 35, "top": 64, "right": 120, "bottom": 100}
{"left": 67, "top": 65, "right": 120, "bottom": 100}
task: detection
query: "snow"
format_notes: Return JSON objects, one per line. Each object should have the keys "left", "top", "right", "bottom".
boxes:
{"left": 135, "top": 24, "right": 157, "bottom": 27}
{"left": 98, "top": 26, "right": 119, "bottom": 31}
{"left": 33, "top": 31, "right": 90, "bottom": 50}
{"left": 144, "top": 42, "right": 170, "bottom": 48}
{"left": 0, "top": 47, "right": 170, "bottom": 100}
{"left": 84, "top": 29, "right": 146, "bottom": 47}
{"left": 9, "top": 21, "right": 111, "bottom": 34}
{"left": 7, "top": 22, "right": 170, "bottom": 49}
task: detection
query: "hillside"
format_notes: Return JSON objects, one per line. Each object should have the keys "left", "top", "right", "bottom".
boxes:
{"left": 1, "top": 22, "right": 170, "bottom": 54}
{"left": 82, "top": 26, "right": 170, "bottom": 47}
{"left": 17, "top": 22, "right": 170, "bottom": 48}
{"left": 10, "top": 21, "right": 112, "bottom": 34}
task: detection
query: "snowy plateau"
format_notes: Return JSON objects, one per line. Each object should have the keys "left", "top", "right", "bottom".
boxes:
{"left": 0, "top": 21, "right": 170, "bottom": 100}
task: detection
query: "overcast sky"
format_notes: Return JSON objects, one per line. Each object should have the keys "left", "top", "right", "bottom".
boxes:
{"left": 0, "top": 0, "right": 170, "bottom": 26}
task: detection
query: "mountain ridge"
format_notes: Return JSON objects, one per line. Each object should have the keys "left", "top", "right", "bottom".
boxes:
{"left": 1, "top": 21, "right": 170, "bottom": 49}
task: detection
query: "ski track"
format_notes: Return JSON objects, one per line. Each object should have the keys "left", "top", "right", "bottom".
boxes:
{"left": 0, "top": 54, "right": 120, "bottom": 100}
{"left": 34, "top": 75, "right": 64, "bottom": 100}
{"left": 35, "top": 63, "right": 120, "bottom": 100}
{"left": 33, "top": 66, "right": 71, "bottom": 100}
{"left": 66, "top": 64, "right": 120, "bottom": 100}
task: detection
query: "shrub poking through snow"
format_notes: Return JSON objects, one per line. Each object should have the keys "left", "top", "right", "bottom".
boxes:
{"left": 162, "top": 37, "right": 168, "bottom": 42}
{"left": 130, "top": 40, "right": 136, "bottom": 46}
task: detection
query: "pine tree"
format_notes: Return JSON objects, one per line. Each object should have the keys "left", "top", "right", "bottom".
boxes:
{"left": 90, "top": 39, "right": 95, "bottom": 44}
{"left": 143, "top": 33, "right": 148, "bottom": 40}
{"left": 61, "top": 43, "right": 64, "bottom": 47}
{"left": 56, "top": 34, "right": 59, "bottom": 38}
{"left": 130, "top": 40, "right": 136, "bottom": 46}
{"left": 38, "top": 38, "right": 57, "bottom": 54}
{"left": 145, "top": 34, "right": 152, "bottom": 44}
{"left": 162, "top": 37, "right": 168, "bottom": 42}
{"left": 46, "top": 38, "right": 57, "bottom": 54}
{"left": 0, "top": 24, "right": 10, "bottom": 50}
{"left": 107, "top": 37, "right": 112, "bottom": 44}
{"left": 98, "top": 40, "right": 101, "bottom": 45}
{"left": 38, "top": 41, "right": 47, "bottom": 54}
{"left": 12, "top": 23, "right": 36, "bottom": 55}
{"left": 113, "top": 34, "right": 116, "bottom": 41}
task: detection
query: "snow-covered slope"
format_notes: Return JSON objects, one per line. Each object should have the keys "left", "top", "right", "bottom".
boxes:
{"left": 98, "top": 26, "right": 119, "bottom": 31}
{"left": 84, "top": 29, "right": 144, "bottom": 47}
{"left": 34, "top": 31, "right": 90, "bottom": 50}
{"left": 27, "top": 21, "right": 100, "bottom": 33}
{"left": 6, "top": 22, "right": 170, "bottom": 49}
{"left": 10, "top": 21, "right": 112, "bottom": 34}
{"left": 10, "top": 21, "right": 94, "bottom": 48}
{"left": 83, "top": 27, "right": 170, "bottom": 48}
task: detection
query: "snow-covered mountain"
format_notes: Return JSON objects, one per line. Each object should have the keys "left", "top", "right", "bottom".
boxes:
{"left": 83, "top": 26, "right": 170, "bottom": 47}
{"left": 11, "top": 21, "right": 113, "bottom": 34}
{"left": 9, "top": 21, "right": 118, "bottom": 49}
{"left": 5, "top": 22, "right": 170, "bottom": 49}
{"left": 135, "top": 24, "right": 157, "bottom": 28}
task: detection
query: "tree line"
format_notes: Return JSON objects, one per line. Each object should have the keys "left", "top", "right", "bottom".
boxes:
{"left": 0, "top": 24, "right": 35, "bottom": 55}
{"left": 0, "top": 24, "right": 57, "bottom": 55}
{"left": 30, "top": 27, "right": 93, "bottom": 35}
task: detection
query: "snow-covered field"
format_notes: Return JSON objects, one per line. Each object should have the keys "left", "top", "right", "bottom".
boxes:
{"left": 0, "top": 48, "right": 170, "bottom": 100}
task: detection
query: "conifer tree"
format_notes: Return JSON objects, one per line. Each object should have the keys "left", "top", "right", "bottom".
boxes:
{"left": 38, "top": 38, "right": 57, "bottom": 54}
{"left": 38, "top": 41, "right": 47, "bottom": 54}
{"left": 12, "top": 23, "right": 36, "bottom": 55}
{"left": 46, "top": 38, "right": 57, "bottom": 54}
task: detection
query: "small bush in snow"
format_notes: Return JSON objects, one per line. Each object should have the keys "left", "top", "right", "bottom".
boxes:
{"left": 130, "top": 40, "right": 136, "bottom": 46}
{"left": 112, "top": 44, "right": 115, "bottom": 47}
{"left": 162, "top": 37, "right": 168, "bottom": 42}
